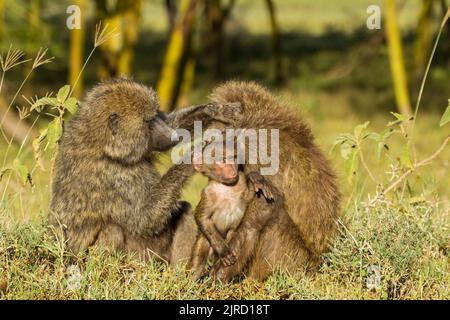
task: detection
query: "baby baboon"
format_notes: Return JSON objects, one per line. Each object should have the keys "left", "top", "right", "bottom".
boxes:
{"left": 188, "top": 140, "right": 276, "bottom": 280}
{"left": 49, "top": 78, "right": 241, "bottom": 263}
{"left": 205, "top": 81, "right": 341, "bottom": 281}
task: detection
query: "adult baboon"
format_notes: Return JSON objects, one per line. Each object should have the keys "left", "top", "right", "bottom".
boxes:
{"left": 204, "top": 81, "right": 341, "bottom": 281}
{"left": 49, "top": 78, "right": 241, "bottom": 264}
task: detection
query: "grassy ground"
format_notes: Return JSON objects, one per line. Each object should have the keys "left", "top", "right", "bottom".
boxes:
{"left": 0, "top": 1, "right": 449, "bottom": 299}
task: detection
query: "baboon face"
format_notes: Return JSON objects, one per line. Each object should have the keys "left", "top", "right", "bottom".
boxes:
{"left": 91, "top": 80, "right": 177, "bottom": 164}
{"left": 192, "top": 141, "right": 239, "bottom": 186}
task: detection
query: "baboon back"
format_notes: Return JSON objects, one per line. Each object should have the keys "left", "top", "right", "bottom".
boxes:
{"left": 210, "top": 81, "right": 341, "bottom": 258}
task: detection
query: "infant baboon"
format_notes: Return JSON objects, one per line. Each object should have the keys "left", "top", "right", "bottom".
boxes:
{"left": 204, "top": 81, "right": 341, "bottom": 281}
{"left": 49, "top": 78, "right": 241, "bottom": 263}
{"left": 188, "top": 140, "right": 276, "bottom": 280}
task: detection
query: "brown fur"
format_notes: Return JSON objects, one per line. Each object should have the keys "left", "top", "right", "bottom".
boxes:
{"left": 49, "top": 78, "right": 241, "bottom": 264}
{"left": 206, "top": 81, "right": 341, "bottom": 281}
{"left": 188, "top": 144, "right": 277, "bottom": 280}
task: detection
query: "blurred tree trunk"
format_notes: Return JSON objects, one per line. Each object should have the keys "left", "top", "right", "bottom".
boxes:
{"left": 0, "top": 96, "right": 35, "bottom": 145}
{"left": 179, "top": 17, "right": 200, "bottom": 106}
{"left": 385, "top": 0, "right": 412, "bottom": 115}
{"left": 0, "top": 0, "right": 4, "bottom": 40}
{"left": 69, "top": 0, "right": 87, "bottom": 99}
{"left": 24, "top": 0, "right": 40, "bottom": 96}
{"left": 95, "top": 0, "right": 141, "bottom": 79}
{"left": 165, "top": 0, "right": 177, "bottom": 34}
{"left": 157, "top": 0, "right": 201, "bottom": 112}
{"left": 414, "top": 0, "right": 434, "bottom": 77}
{"left": 205, "top": 0, "right": 235, "bottom": 79}
{"left": 265, "top": 0, "right": 286, "bottom": 85}
{"left": 441, "top": 0, "right": 450, "bottom": 62}
{"left": 96, "top": 0, "right": 123, "bottom": 79}
{"left": 118, "top": 0, "right": 142, "bottom": 76}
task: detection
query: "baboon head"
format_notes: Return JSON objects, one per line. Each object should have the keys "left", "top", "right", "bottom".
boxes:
{"left": 80, "top": 78, "right": 177, "bottom": 164}
{"left": 192, "top": 140, "right": 239, "bottom": 186}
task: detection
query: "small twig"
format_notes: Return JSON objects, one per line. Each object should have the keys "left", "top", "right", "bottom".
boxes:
{"left": 370, "top": 135, "right": 449, "bottom": 205}
{"left": 359, "top": 149, "right": 377, "bottom": 184}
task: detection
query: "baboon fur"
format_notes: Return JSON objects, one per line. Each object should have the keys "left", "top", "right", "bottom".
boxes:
{"left": 207, "top": 81, "right": 341, "bottom": 280}
{"left": 49, "top": 78, "right": 239, "bottom": 264}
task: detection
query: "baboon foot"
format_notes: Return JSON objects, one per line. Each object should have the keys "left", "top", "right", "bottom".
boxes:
{"left": 247, "top": 172, "right": 275, "bottom": 201}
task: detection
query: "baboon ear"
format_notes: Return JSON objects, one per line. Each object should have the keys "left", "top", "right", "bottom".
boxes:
{"left": 108, "top": 113, "right": 119, "bottom": 135}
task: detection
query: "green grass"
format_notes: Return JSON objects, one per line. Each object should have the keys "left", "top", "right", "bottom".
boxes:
{"left": 0, "top": 1, "right": 449, "bottom": 300}
{"left": 0, "top": 195, "right": 448, "bottom": 299}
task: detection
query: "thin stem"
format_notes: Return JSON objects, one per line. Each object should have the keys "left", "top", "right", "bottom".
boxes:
{"left": 68, "top": 48, "right": 95, "bottom": 98}
{"left": 410, "top": 12, "right": 449, "bottom": 163}
{"left": 359, "top": 148, "right": 377, "bottom": 184}
{"left": 0, "top": 69, "right": 33, "bottom": 141}
{"left": 0, "top": 71, "right": 5, "bottom": 94}
{"left": 370, "top": 135, "right": 449, "bottom": 205}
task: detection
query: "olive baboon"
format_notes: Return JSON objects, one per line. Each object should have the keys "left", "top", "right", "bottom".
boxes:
{"left": 203, "top": 81, "right": 341, "bottom": 281}
{"left": 49, "top": 78, "right": 241, "bottom": 263}
{"left": 188, "top": 140, "right": 276, "bottom": 280}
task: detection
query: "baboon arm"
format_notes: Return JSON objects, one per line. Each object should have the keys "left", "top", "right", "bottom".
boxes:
{"left": 211, "top": 198, "right": 270, "bottom": 281}
{"left": 195, "top": 197, "right": 229, "bottom": 257}
{"left": 213, "top": 180, "right": 283, "bottom": 282}
{"left": 189, "top": 235, "right": 212, "bottom": 281}
{"left": 143, "top": 163, "right": 195, "bottom": 235}
{"left": 166, "top": 102, "right": 242, "bottom": 131}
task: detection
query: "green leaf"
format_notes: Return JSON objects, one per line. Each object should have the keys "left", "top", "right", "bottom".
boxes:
{"left": 30, "top": 97, "right": 59, "bottom": 111}
{"left": 13, "top": 159, "right": 30, "bottom": 186}
{"left": 354, "top": 121, "right": 370, "bottom": 140}
{"left": 439, "top": 100, "right": 450, "bottom": 126}
{"left": 377, "top": 142, "right": 389, "bottom": 160}
{"left": 400, "top": 144, "right": 414, "bottom": 169}
{"left": 57, "top": 85, "right": 71, "bottom": 103}
{"left": 331, "top": 133, "right": 354, "bottom": 152}
{"left": 345, "top": 148, "right": 359, "bottom": 181}
{"left": 390, "top": 112, "right": 408, "bottom": 121}
{"left": 47, "top": 118, "right": 63, "bottom": 149}
{"left": 340, "top": 143, "right": 356, "bottom": 160}
{"left": 64, "top": 97, "right": 79, "bottom": 115}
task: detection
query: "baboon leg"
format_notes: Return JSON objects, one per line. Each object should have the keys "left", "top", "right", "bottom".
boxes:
{"left": 95, "top": 223, "right": 125, "bottom": 252}
{"left": 189, "top": 235, "right": 212, "bottom": 281}
{"left": 170, "top": 208, "right": 198, "bottom": 265}
{"left": 212, "top": 174, "right": 285, "bottom": 283}
{"left": 65, "top": 216, "right": 103, "bottom": 255}
{"left": 248, "top": 217, "right": 312, "bottom": 281}
{"left": 211, "top": 196, "right": 277, "bottom": 282}
{"left": 247, "top": 239, "right": 274, "bottom": 281}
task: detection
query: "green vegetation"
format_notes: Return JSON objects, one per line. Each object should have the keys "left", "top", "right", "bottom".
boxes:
{"left": 0, "top": 1, "right": 449, "bottom": 299}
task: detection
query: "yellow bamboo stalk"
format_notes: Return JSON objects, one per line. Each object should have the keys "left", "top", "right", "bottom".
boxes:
{"left": 385, "top": 0, "right": 412, "bottom": 115}
{"left": 0, "top": 0, "right": 4, "bottom": 40}
{"left": 69, "top": 0, "right": 87, "bottom": 98}
{"left": 414, "top": 0, "right": 434, "bottom": 75}
{"left": 118, "top": 0, "right": 142, "bottom": 76}
{"left": 157, "top": 0, "right": 195, "bottom": 111}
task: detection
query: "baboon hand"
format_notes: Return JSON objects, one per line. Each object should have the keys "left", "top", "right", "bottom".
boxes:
{"left": 210, "top": 262, "right": 233, "bottom": 283}
{"left": 204, "top": 102, "right": 243, "bottom": 125}
{"left": 221, "top": 247, "right": 237, "bottom": 266}
{"left": 216, "top": 244, "right": 237, "bottom": 266}
{"left": 247, "top": 171, "right": 275, "bottom": 201}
